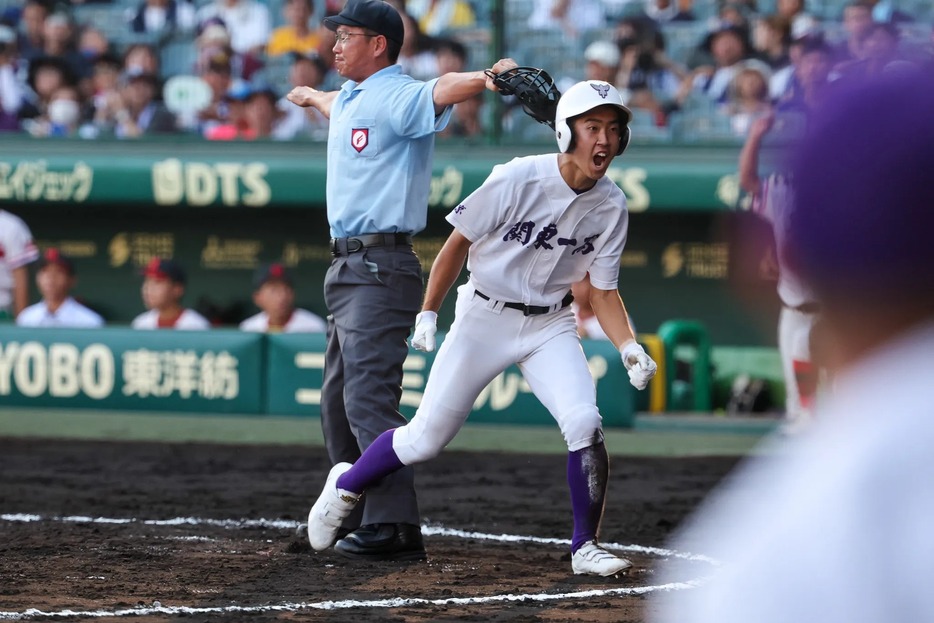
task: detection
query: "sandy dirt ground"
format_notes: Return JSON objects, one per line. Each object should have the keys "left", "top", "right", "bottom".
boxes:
{"left": 0, "top": 438, "right": 739, "bottom": 622}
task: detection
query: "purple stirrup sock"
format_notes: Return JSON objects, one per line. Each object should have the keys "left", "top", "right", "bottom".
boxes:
{"left": 567, "top": 441, "right": 609, "bottom": 553}
{"left": 336, "top": 429, "right": 404, "bottom": 494}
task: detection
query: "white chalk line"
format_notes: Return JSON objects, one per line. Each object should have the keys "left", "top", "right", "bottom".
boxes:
{"left": 0, "top": 513, "right": 715, "bottom": 620}
{"left": 0, "top": 581, "right": 705, "bottom": 620}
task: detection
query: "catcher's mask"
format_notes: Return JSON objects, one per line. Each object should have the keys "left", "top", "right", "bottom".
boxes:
{"left": 484, "top": 66, "right": 561, "bottom": 129}
{"left": 555, "top": 80, "right": 632, "bottom": 156}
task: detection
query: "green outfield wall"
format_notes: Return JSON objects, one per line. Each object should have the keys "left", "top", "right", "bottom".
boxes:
{"left": 0, "top": 326, "right": 635, "bottom": 426}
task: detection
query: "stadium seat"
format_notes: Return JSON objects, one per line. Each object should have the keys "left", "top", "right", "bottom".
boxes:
{"left": 669, "top": 109, "right": 741, "bottom": 143}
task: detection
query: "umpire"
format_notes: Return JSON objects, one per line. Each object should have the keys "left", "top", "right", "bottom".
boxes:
{"left": 287, "top": 0, "right": 515, "bottom": 561}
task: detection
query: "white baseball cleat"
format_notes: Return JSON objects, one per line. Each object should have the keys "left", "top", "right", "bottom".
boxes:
{"left": 307, "top": 462, "right": 360, "bottom": 551}
{"left": 571, "top": 541, "right": 633, "bottom": 576}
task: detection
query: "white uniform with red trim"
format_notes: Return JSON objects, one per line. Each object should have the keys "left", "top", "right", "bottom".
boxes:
{"left": 131, "top": 309, "right": 211, "bottom": 330}
{"left": 0, "top": 210, "right": 39, "bottom": 315}
{"left": 392, "top": 153, "right": 628, "bottom": 462}
{"left": 753, "top": 174, "right": 817, "bottom": 424}
{"left": 239, "top": 308, "right": 326, "bottom": 333}
{"left": 17, "top": 297, "right": 104, "bottom": 328}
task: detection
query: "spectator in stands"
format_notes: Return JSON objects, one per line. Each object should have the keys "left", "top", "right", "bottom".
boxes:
{"left": 617, "top": 30, "right": 684, "bottom": 124}
{"left": 678, "top": 24, "right": 751, "bottom": 106}
{"left": 239, "top": 263, "right": 326, "bottom": 333}
{"left": 273, "top": 52, "right": 329, "bottom": 139}
{"left": 244, "top": 84, "right": 281, "bottom": 138}
{"left": 398, "top": 9, "right": 438, "bottom": 81}
{"left": 0, "top": 24, "right": 25, "bottom": 131}
{"left": 724, "top": 61, "right": 772, "bottom": 136}
{"left": 196, "top": 17, "right": 264, "bottom": 80}
{"left": 15, "top": 0, "right": 48, "bottom": 62}
{"left": 196, "top": 0, "right": 271, "bottom": 57}
{"left": 196, "top": 49, "right": 233, "bottom": 132}
{"left": 77, "top": 25, "right": 112, "bottom": 65}
{"left": 0, "top": 209, "right": 39, "bottom": 321}
{"left": 752, "top": 14, "right": 791, "bottom": 70}
{"left": 833, "top": 1, "right": 873, "bottom": 65}
{"left": 17, "top": 249, "right": 104, "bottom": 328}
{"left": 775, "top": 34, "right": 831, "bottom": 114}
{"left": 406, "top": 0, "right": 476, "bottom": 37}
{"left": 23, "top": 84, "right": 89, "bottom": 137}
{"left": 112, "top": 68, "right": 178, "bottom": 138}
{"left": 267, "top": 0, "right": 319, "bottom": 57}
{"left": 775, "top": 0, "right": 818, "bottom": 42}
{"left": 434, "top": 36, "right": 467, "bottom": 74}
{"left": 433, "top": 38, "right": 483, "bottom": 139}
{"left": 204, "top": 78, "right": 251, "bottom": 139}
{"left": 34, "top": 12, "right": 87, "bottom": 84}
{"left": 21, "top": 55, "right": 75, "bottom": 127}
{"left": 643, "top": 0, "right": 695, "bottom": 24}
{"left": 528, "top": 0, "right": 605, "bottom": 37}
{"left": 440, "top": 90, "right": 484, "bottom": 138}
{"left": 584, "top": 40, "right": 620, "bottom": 85}
{"left": 834, "top": 21, "right": 913, "bottom": 80}
{"left": 122, "top": 42, "right": 161, "bottom": 78}
{"left": 717, "top": 2, "right": 752, "bottom": 33}
{"left": 128, "top": 0, "right": 197, "bottom": 36}
{"left": 132, "top": 257, "right": 210, "bottom": 330}
{"left": 90, "top": 52, "right": 122, "bottom": 127}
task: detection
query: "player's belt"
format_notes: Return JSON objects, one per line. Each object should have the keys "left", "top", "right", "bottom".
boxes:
{"left": 329, "top": 233, "right": 413, "bottom": 256}
{"left": 474, "top": 289, "right": 574, "bottom": 316}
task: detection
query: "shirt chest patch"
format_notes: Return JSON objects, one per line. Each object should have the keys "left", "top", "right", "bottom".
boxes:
{"left": 351, "top": 128, "right": 369, "bottom": 153}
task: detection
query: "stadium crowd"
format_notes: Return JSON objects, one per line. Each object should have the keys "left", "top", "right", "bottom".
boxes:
{"left": 0, "top": 0, "right": 930, "bottom": 142}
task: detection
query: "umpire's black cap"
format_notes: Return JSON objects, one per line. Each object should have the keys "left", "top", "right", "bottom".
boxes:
{"left": 323, "top": 0, "right": 404, "bottom": 45}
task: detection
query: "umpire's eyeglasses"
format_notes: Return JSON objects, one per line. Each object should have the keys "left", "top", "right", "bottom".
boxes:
{"left": 334, "top": 31, "right": 378, "bottom": 45}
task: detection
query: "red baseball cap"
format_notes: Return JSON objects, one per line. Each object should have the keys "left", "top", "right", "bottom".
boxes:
{"left": 142, "top": 257, "right": 186, "bottom": 284}
{"left": 38, "top": 248, "right": 76, "bottom": 275}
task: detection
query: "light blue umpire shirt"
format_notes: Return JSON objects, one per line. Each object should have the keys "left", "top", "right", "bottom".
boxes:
{"left": 326, "top": 65, "right": 453, "bottom": 238}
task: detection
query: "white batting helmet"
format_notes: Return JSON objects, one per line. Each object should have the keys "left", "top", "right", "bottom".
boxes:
{"left": 555, "top": 80, "right": 632, "bottom": 156}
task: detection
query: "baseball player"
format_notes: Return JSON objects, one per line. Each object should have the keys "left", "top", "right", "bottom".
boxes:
{"left": 239, "top": 263, "right": 326, "bottom": 333}
{"left": 739, "top": 113, "right": 818, "bottom": 432}
{"left": 16, "top": 248, "right": 104, "bottom": 328}
{"left": 0, "top": 209, "right": 40, "bottom": 320}
{"left": 131, "top": 257, "right": 211, "bottom": 330}
{"left": 307, "top": 80, "right": 657, "bottom": 576}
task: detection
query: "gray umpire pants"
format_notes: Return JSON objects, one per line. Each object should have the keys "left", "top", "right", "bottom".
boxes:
{"left": 320, "top": 244, "right": 423, "bottom": 527}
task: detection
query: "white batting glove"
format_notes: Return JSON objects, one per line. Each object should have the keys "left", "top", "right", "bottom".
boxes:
{"left": 411, "top": 311, "right": 438, "bottom": 352}
{"left": 620, "top": 339, "right": 657, "bottom": 390}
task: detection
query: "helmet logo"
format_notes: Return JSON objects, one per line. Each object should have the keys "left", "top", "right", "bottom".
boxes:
{"left": 590, "top": 83, "right": 610, "bottom": 99}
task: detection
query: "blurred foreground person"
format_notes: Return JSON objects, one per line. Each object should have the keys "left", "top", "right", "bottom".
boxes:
{"left": 652, "top": 69, "right": 934, "bottom": 623}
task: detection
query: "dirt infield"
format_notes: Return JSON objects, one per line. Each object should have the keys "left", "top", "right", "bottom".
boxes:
{"left": 0, "top": 438, "right": 739, "bottom": 622}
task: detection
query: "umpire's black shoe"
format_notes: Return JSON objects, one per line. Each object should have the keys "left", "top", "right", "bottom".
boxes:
{"left": 334, "top": 523, "right": 427, "bottom": 561}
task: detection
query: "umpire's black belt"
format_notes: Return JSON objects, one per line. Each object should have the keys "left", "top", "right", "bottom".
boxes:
{"left": 330, "top": 233, "right": 413, "bottom": 257}
{"left": 474, "top": 289, "right": 574, "bottom": 316}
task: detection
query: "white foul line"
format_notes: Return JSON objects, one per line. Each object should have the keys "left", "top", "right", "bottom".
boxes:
{"left": 0, "top": 513, "right": 715, "bottom": 620}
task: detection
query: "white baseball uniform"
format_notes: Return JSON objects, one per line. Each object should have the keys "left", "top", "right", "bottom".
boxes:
{"left": 17, "top": 297, "right": 104, "bottom": 328}
{"left": 239, "top": 308, "right": 326, "bottom": 333}
{"left": 393, "top": 154, "right": 628, "bottom": 464}
{"left": 131, "top": 309, "right": 211, "bottom": 330}
{"left": 753, "top": 173, "right": 818, "bottom": 424}
{"left": 0, "top": 210, "right": 39, "bottom": 315}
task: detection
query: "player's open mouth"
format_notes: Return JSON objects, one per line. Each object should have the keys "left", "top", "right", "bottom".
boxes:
{"left": 593, "top": 152, "right": 608, "bottom": 168}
